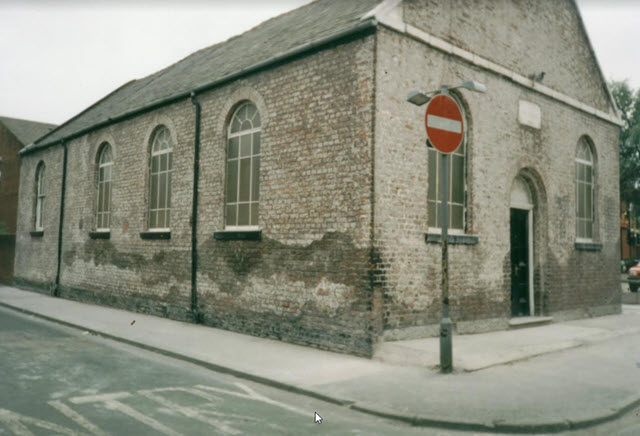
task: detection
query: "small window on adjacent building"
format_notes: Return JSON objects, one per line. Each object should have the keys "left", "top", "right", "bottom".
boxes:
{"left": 226, "top": 102, "right": 261, "bottom": 228}
{"left": 576, "top": 137, "right": 595, "bottom": 240}
{"left": 35, "top": 162, "right": 45, "bottom": 231}
{"left": 148, "top": 126, "right": 173, "bottom": 230}
{"left": 96, "top": 143, "right": 113, "bottom": 231}
{"left": 427, "top": 97, "right": 467, "bottom": 232}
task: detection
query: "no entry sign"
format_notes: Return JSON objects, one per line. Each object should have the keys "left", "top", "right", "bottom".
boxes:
{"left": 425, "top": 94, "right": 464, "bottom": 154}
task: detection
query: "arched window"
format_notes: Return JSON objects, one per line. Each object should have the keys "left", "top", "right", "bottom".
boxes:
{"left": 575, "top": 137, "right": 594, "bottom": 240}
{"left": 35, "top": 162, "right": 45, "bottom": 231}
{"left": 427, "top": 96, "right": 467, "bottom": 232}
{"left": 148, "top": 126, "right": 173, "bottom": 230}
{"left": 226, "top": 102, "right": 261, "bottom": 228}
{"left": 96, "top": 143, "right": 113, "bottom": 231}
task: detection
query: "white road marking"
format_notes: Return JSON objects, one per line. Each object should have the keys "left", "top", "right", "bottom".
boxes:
{"left": 101, "top": 400, "right": 184, "bottom": 436}
{"left": 0, "top": 408, "right": 88, "bottom": 436}
{"left": 140, "top": 386, "right": 222, "bottom": 403}
{"left": 2, "top": 382, "right": 310, "bottom": 436}
{"left": 68, "top": 392, "right": 131, "bottom": 404}
{"left": 195, "top": 383, "right": 307, "bottom": 416}
{"left": 0, "top": 411, "right": 34, "bottom": 436}
{"left": 427, "top": 114, "right": 462, "bottom": 133}
{"left": 139, "top": 388, "right": 241, "bottom": 435}
{"left": 159, "top": 388, "right": 260, "bottom": 422}
{"left": 164, "top": 387, "right": 261, "bottom": 421}
{"left": 48, "top": 400, "right": 110, "bottom": 436}
{"left": 69, "top": 392, "right": 183, "bottom": 436}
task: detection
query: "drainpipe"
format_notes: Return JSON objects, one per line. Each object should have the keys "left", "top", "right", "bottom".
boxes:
{"left": 189, "top": 92, "right": 202, "bottom": 322}
{"left": 53, "top": 140, "right": 68, "bottom": 297}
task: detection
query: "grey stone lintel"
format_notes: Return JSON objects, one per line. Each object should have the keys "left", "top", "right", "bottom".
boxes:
{"left": 575, "top": 242, "right": 603, "bottom": 251}
{"left": 425, "top": 233, "right": 478, "bottom": 245}
{"left": 140, "top": 231, "right": 171, "bottom": 240}
{"left": 214, "top": 230, "right": 262, "bottom": 241}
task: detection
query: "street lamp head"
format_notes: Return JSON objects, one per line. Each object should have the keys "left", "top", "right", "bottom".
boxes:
{"left": 406, "top": 90, "right": 430, "bottom": 106}
{"left": 457, "top": 80, "right": 487, "bottom": 94}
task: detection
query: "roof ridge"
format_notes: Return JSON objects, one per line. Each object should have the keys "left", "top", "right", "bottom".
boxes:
{"left": 0, "top": 115, "right": 56, "bottom": 127}
{"left": 569, "top": 0, "right": 621, "bottom": 116}
{"left": 25, "top": 0, "right": 383, "bottom": 153}
{"left": 25, "top": 79, "right": 137, "bottom": 152}
{"left": 123, "top": 0, "right": 325, "bottom": 93}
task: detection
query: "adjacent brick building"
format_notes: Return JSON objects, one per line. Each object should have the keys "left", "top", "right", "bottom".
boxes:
{"left": 0, "top": 116, "right": 55, "bottom": 284}
{"left": 14, "top": 0, "right": 622, "bottom": 356}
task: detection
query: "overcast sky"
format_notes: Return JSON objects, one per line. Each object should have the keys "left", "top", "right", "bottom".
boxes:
{"left": 0, "top": 0, "right": 638, "bottom": 126}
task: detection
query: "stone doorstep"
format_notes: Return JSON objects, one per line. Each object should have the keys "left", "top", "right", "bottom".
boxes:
{"left": 508, "top": 316, "right": 554, "bottom": 329}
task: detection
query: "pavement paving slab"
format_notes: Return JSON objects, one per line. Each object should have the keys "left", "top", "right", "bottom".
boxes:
{"left": 2, "top": 284, "right": 640, "bottom": 433}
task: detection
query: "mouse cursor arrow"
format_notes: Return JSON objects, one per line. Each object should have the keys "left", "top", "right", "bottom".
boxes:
{"left": 314, "top": 412, "right": 323, "bottom": 424}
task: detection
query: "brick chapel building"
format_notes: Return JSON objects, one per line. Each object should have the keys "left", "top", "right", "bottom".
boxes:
{"left": 14, "top": 0, "right": 622, "bottom": 356}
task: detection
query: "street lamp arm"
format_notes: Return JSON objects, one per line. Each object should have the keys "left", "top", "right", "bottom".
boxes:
{"left": 407, "top": 81, "right": 487, "bottom": 106}
{"left": 450, "top": 80, "right": 487, "bottom": 94}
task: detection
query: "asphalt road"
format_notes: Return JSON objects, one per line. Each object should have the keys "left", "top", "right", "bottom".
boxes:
{"left": 0, "top": 306, "right": 428, "bottom": 436}
{"left": 1, "top": 306, "right": 639, "bottom": 436}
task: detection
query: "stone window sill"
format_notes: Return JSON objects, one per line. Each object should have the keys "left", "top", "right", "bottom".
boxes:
{"left": 140, "top": 231, "right": 171, "bottom": 240}
{"left": 89, "top": 231, "right": 110, "bottom": 239}
{"left": 29, "top": 230, "right": 44, "bottom": 237}
{"left": 425, "top": 233, "right": 478, "bottom": 245}
{"left": 214, "top": 229, "right": 262, "bottom": 241}
{"left": 575, "top": 241, "right": 602, "bottom": 251}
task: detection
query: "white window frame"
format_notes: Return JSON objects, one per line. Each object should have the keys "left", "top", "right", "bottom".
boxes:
{"left": 575, "top": 140, "right": 594, "bottom": 242}
{"left": 35, "top": 163, "right": 45, "bottom": 231}
{"left": 427, "top": 96, "right": 467, "bottom": 234}
{"left": 148, "top": 127, "right": 173, "bottom": 231}
{"left": 96, "top": 144, "right": 113, "bottom": 232}
{"left": 225, "top": 102, "right": 261, "bottom": 229}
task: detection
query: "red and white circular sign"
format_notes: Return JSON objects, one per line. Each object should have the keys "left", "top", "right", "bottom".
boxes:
{"left": 424, "top": 94, "right": 464, "bottom": 154}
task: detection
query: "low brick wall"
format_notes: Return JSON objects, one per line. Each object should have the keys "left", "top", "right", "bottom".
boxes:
{"left": 622, "top": 293, "right": 640, "bottom": 304}
{"left": 0, "top": 235, "right": 15, "bottom": 285}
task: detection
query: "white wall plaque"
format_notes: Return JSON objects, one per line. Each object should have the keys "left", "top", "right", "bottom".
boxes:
{"left": 518, "top": 100, "right": 541, "bottom": 129}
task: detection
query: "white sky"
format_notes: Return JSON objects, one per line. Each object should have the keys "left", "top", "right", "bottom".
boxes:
{"left": 0, "top": 0, "right": 638, "bottom": 126}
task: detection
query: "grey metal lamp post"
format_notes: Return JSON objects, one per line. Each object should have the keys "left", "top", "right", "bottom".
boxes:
{"left": 407, "top": 80, "right": 486, "bottom": 373}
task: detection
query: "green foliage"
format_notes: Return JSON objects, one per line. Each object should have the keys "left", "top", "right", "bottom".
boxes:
{"left": 0, "top": 221, "right": 8, "bottom": 235}
{"left": 611, "top": 80, "right": 640, "bottom": 205}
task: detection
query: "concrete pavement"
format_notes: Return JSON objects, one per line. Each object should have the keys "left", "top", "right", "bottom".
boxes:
{"left": 2, "top": 284, "right": 640, "bottom": 433}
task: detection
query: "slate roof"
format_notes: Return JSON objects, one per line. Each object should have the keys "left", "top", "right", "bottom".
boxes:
{"left": 24, "top": 0, "right": 383, "bottom": 154}
{"left": 0, "top": 116, "right": 57, "bottom": 146}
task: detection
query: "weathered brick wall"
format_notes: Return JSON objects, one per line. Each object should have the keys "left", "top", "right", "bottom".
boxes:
{"left": 15, "top": 35, "right": 377, "bottom": 356}
{"left": 14, "top": 145, "right": 64, "bottom": 288}
{"left": 194, "top": 35, "right": 377, "bottom": 355}
{"left": 59, "top": 101, "right": 194, "bottom": 320}
{"left": 374, "top": 23, "right": 620, "bottom": 339}
{"left": 402, "top": 0, "right": 612, "bottom": 113}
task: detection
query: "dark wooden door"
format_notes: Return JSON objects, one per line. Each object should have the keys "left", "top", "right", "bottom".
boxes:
{"left": 510, "top": 209, "right": 529, "bottom": 317}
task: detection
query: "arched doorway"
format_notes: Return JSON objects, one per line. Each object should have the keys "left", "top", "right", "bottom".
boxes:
{"left": 510, "top": 177, "right": 534, "bottom": 317}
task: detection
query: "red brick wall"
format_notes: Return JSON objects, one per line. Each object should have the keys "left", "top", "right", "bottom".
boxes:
{"left": 0, "top": 123, "right": 22, "bottom": 234}
{"left": 0, "top": 123, "right": 23, "bottom": 284}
